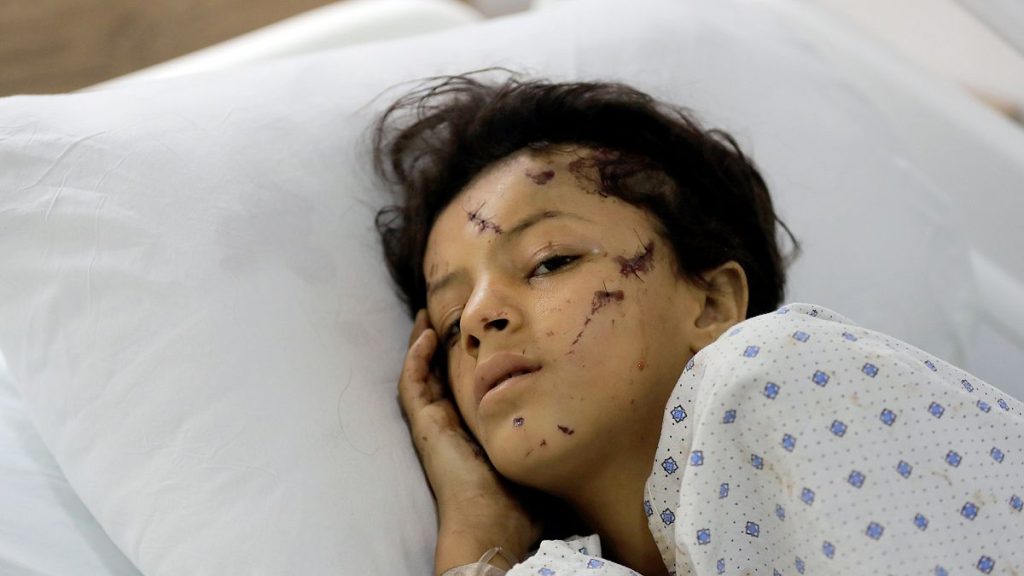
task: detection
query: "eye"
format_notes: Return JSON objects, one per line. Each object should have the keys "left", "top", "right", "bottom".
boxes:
{"left": 442, "top": 316, "right": 462, "bottom": 349}
{"left": 531, "top": 255, "right": 579, "bottom": 277}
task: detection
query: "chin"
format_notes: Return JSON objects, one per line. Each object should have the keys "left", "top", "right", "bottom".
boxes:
{"left": 487, "top": 436, "right": 574, "bottom": 493}
{"left": 494, "top": 459, "right": 552, "bottom": 492}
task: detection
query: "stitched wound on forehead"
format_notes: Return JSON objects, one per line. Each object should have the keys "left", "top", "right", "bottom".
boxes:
{"left": 525, "top": 169, "right": 556, "bottom": 185}
{"left": 566, "top": 147, "right": 621, "bottom": 197}
{"left": 465, "top": 202, "right": 503, "bottom": 234}
{"left": 616, "top": 241, "right": 654, "bottom": 279}
{"left": 567, "top": 156, "right": 607, "bottom": 197}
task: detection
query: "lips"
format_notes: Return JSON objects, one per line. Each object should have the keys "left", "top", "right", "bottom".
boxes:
{"left": 474, "top": 352, "right": 542, "bottom": 407}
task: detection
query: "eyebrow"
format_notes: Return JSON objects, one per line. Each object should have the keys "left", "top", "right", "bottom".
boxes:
{"left": 426, "top": 209, "right": 589, "bottom": 300}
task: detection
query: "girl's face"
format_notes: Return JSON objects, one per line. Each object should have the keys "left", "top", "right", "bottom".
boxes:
{"left": 423, "top": 146, "right": 744, "bottom": 490}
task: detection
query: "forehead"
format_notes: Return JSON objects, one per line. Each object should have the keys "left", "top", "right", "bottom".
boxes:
{"left": 424, "top": 147, "right": 608, "bottom": 263}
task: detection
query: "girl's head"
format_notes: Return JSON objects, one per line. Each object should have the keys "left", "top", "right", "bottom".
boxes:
{"left": 373, "top": 68, "right": 797, "bottom": 493}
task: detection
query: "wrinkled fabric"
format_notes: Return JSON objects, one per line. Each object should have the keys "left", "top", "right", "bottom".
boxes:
{"left": 507, "top": 303, "right": 1024, "bottom": 575}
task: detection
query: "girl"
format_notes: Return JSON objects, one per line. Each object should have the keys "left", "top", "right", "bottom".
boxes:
{"left": 372, "top": 68, "right": 1024, "bottom": 576}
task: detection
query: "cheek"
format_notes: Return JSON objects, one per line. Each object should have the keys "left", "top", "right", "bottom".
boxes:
{"left": 552, "top": 285, "right": 653, "bottom": 376}
{"left": 534, "top": 243, "right": 662, "bottom": 362}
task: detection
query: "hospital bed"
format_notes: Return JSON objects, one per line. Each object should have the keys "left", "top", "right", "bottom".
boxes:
{"left": 2, "top": 0, "right": 1024, "bottom": 569}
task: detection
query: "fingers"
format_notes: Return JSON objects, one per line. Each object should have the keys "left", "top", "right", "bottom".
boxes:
{"left": 400, "top": 309, "right": 459, "bottom": 438}
{"left": 399, "top": 311, "right": 441, "bottom": 418}
{"left": 405, "top": 309, "right": 430, "bottom": 344}
{"left": 426, "top": 371, "right": 445, "bottom": 403}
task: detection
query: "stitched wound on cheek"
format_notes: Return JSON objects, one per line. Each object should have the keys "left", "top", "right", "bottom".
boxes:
{"left": 569, "top": 289, "right": 626, "bottom": 350}
{"left": 616, "top": 241, "right": 654, "bottom": 279}
{"left": 591, "top": 289, "right": 625, "bottom": 313}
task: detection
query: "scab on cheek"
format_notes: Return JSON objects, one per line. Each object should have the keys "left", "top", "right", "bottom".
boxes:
{"left": 557, "top": 425, "right": 575, "bottom": 436}
{"left": 512, "top": 416, "right": 525, "bottom": 428}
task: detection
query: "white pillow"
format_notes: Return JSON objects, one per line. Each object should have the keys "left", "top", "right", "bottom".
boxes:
{"left": 0, "top": 0, "right": 977, "bottom": 574}
{"left": 0, "top": 354, "right": 141, "bottom": 576}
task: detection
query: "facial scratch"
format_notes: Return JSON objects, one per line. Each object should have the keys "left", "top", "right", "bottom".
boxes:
{"left": 557, "top": 425, "right": 575, "bottom": 435}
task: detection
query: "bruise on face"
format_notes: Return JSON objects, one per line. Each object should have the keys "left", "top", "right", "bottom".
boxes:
{"left": 465, "top": 201, "right": 503, "bottom": 234}
{"left": 557, "top": 425, "right": 575, "bottom": 436}
{"left": 525, "top": 168, "right": 556, "bottom": 185}
{"left": 569, "top": 286, "right": 626, "bottom": 351}
{"left": 616, "top": 236, "right": 655, "bottom": 280}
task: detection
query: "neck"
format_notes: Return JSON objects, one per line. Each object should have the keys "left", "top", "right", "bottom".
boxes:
{"left": 553, "top": 433, "right": 670, "bottom": 576}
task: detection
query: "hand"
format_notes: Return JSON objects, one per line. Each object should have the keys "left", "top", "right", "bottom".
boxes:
{"left": 398, "top": 309, "right": 543, "bottom": 574}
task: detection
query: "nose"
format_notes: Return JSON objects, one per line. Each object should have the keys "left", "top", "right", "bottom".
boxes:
{"left": 460, "top": 280, "right": 519, "bottom": 358}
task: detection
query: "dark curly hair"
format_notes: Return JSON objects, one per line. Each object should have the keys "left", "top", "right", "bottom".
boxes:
{"left": 371, "top": 67, "right": 798, "bottom": 321}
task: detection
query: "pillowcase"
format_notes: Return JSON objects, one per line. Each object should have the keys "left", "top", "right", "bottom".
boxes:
{"left": 0, "top": 0, "right": 978, "bottom": 573}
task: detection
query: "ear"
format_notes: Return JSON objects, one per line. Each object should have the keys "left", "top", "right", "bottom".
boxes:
{"left": 688, "top": 261, "right": 749, "bottom": 354}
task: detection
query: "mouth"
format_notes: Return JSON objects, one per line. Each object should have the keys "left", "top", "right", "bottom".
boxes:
{"left": 494, "top": 368, "right": 536, "bottom": 386}
{"left": 484, "top": 369, "right": 539, "bottom": 399}
{"left": 474, "top": 353, "right": 542, "bottom": 407}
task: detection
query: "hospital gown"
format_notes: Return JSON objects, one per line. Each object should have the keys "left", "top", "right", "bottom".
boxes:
{"left": 452, "top": 303, "right": 1024, "bottom": 576}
